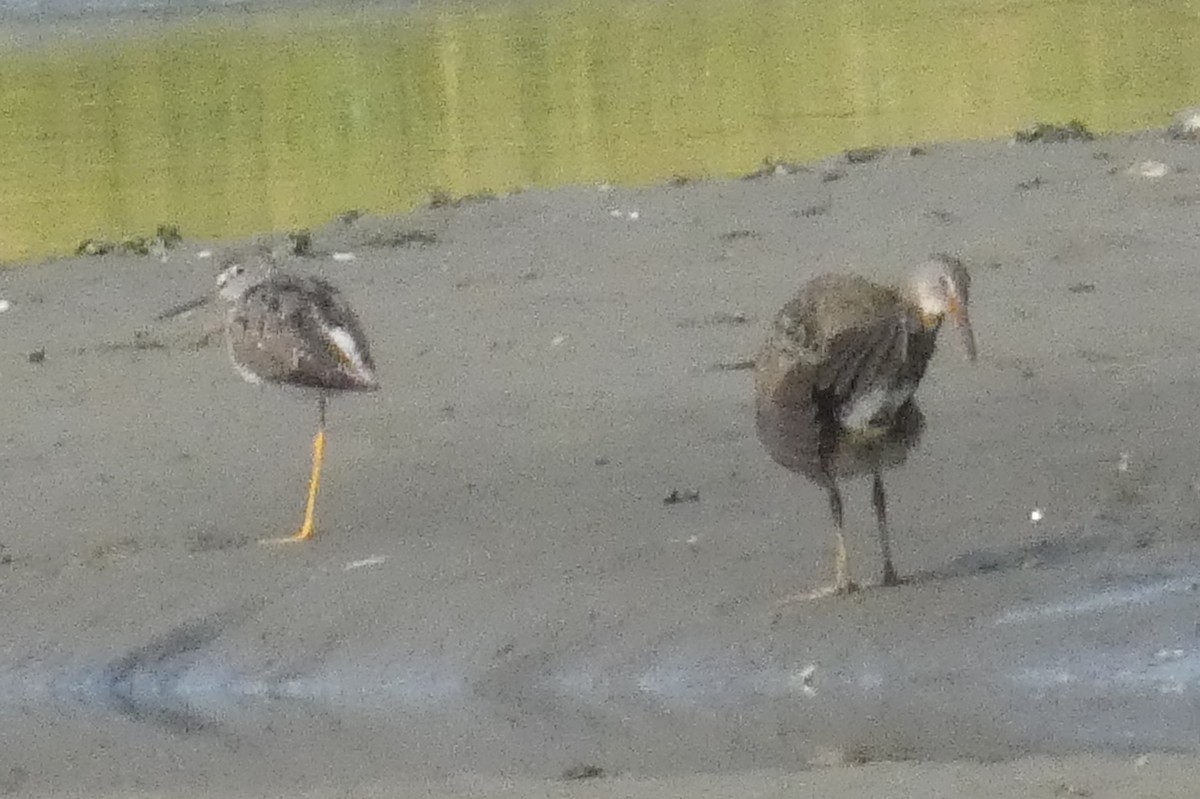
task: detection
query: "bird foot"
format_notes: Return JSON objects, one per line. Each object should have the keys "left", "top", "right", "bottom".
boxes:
{"left": 259, "top": 529, "right": 315, "bottom": 546}
{"left": 772, "top": 579, "right": 860, "bottom": 613}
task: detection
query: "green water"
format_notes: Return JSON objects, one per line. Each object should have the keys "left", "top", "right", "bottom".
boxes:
{"left": 2, "top": 0, "right": 1199, "bottom": 262}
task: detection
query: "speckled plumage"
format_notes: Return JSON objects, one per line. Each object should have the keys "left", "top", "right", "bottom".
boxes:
{"left": 214, "top": 251, "right": 379, "bottom": 544}
{"left": 755, "top": 255, "right": 974, "bottom": 598}
{"left": 224, "top": 272, "right": 378, "bottom": 393}
{"left": 754, "top": 273, "right": 937, "bottom": 482}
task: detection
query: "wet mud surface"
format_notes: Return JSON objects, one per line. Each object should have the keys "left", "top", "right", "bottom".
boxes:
{"left": 2, "top": 129, "right": 1200, "bottom": 795}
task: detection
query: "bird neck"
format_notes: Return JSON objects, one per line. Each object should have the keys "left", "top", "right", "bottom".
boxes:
{"left": 899, "top": 283, "right": 944, "bottom": 331}
{"left": 917, "top": 310, "right": 943, "bottom": 330}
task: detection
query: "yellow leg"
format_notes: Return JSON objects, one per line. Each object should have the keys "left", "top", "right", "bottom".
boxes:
{"left": 262, "top": 425, "right": 325, "bottom": 545}
{"left": 295, "top": 426, "right": 325, "bottom": 541}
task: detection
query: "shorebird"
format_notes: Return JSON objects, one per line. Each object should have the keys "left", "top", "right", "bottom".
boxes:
{"left": 216, "top": 252, "right": 379, "bottom": 544}
{"left": 754, "top": 254, "right": 976, "bottom": 600}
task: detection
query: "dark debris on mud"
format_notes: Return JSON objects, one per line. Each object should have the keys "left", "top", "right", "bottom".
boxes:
{"left": 365, "top": 230, "right": 439, "bottom": 249}
{"left": 742, "top": 157, "right": 807, "bottom": 180}
{"left": 844, "top": 146, "right": 885, "bottom": 164}
{"left": 796, "top": 203, "right": 829, "bottom": 218}
{"left": 561, "top": 764, "right": 606, "bottom": 781}
{"left": 76, "top": 224, "right": 183, "bottom": 258}
{"left": 1014, "top": 120, "right": 1095, "bottom": 143}
{"left": 663, "top": 488, "right": 701, "bottom": 505}
{"left": 426, "top": 188, "right": 498, "bottom": 209}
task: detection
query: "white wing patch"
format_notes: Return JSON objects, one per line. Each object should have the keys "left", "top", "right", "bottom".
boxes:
{"left": 840, "top": 385, "right": 916, "bottom": 432}
{"left": 840, "top": 388, "right": 888, "bottom": 431}
{"left": 324, "top": 324, "right": 375, "bottom": 383}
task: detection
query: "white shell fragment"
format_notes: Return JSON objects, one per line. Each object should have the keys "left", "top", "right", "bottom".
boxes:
{"left": 343, "top": 555, "right": 387, "bottom": 571}
{"left": 0, "top": 300, "right": 11, "bottom": 313}
{"left": 789, "top": 663, "right": 818, "bottom": 697}
{"left": 608, "top": 209, "right": 641, "bottom": 220}
{"left": 331, "top": 252, "right": 357, "bottom": 262}
{"left": 1030, "top": 508, "right": 1045, "bottom": 523}
{"left": 1130, "top": 160, "right": 1169, "bottom": 179}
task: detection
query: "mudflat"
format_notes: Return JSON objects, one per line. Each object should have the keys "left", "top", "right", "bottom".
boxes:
{"left": 2, "top": 128, "right": 1199, "bottom": 797}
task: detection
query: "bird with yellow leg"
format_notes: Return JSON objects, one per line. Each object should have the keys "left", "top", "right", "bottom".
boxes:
{"left": 214, "top": 251, "right": 379, "bottom": 544}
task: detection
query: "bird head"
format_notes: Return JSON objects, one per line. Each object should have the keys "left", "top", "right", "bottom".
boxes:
{"left": 908, "top": 254, "right": 976, "bottom": 361}
{"left": 215, "top": 249, "right": 275, "bottom": 301}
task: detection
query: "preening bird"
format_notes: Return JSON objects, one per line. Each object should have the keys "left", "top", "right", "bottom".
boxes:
{"left": 754, "top": 254, "right": 976, "bottom": 599}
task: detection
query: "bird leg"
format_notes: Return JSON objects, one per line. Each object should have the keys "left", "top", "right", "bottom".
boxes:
{"left": 774, "top": 474, "right": 859, "bottom": 610}
{"left": 262, "top": 395, "right": 326, "bottom": 545}
{"left": 825, "top": 482, "right": 858, "bottom": 595}
{"left": 872, "top": 470, "right": 903, "bottom": 586}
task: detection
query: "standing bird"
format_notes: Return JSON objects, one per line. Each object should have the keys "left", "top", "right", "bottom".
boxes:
{"left": 216, "top": 253, "right": 379, "bottom": 544}
{"left": 754, "top": 254, "right": 976, "bottom": 599}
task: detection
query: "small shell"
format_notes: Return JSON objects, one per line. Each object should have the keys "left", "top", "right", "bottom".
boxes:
{"left": 343, "top": 555, "right": 387, "bottom": 571}
{"left": 1129, "top": 160, "right": 1169, "bottom": 179}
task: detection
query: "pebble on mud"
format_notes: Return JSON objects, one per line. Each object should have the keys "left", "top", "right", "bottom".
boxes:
{"left": 663, "top": 488, "right": 701, "bottom": 505}
{"left": 561, "top": 764, "right": 605, "bottom": 781}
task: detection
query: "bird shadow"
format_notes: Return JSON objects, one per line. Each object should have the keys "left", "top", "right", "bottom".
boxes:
{"left": 905, "top": 531, "right": 1120, "bottom": 586}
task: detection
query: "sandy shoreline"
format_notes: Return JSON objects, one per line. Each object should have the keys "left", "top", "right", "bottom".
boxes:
{"left": 3, "top": 126, "right": 1200, "bottom": 796}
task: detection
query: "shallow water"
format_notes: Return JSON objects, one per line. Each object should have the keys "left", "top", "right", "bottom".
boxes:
{"left": 3, "top": 559, "right": 1197, "bottom": 791}
{"left": 2, "top": 0, "right": 1200, "bottom": 262}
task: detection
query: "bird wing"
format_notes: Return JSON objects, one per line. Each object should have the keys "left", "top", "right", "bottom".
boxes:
{"left": 819, "top": 309, "right": 911, "bottom": 401}
{"left": 226, "top": 275, "right": 378, "bottom": 391}
{"left": 756, "top": 274, "right": 915, "bottom": 419}
{"left": 300, "top": 277, "right": 378, "bottom": 383}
